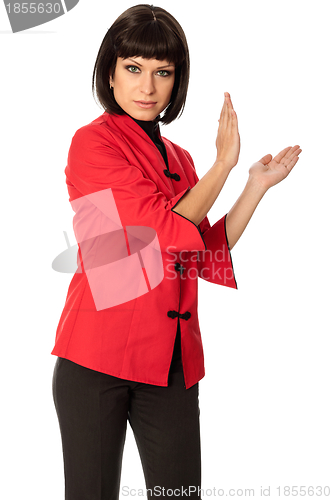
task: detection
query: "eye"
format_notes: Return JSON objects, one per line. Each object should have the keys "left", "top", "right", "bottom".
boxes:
{"left": 126, "top": 65, "right": 140, "bottom": 73}
{"left": 157, "top": 70, "right": 170, "bottom": 77}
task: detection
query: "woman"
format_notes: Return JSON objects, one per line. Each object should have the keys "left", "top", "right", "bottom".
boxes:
{"left": 52, "top": 4, "right": 301, "bottom": 500}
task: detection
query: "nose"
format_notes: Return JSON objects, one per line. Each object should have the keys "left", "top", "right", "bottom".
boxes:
{"left": 140, "top": 73, "right": 155, "bottom": 95}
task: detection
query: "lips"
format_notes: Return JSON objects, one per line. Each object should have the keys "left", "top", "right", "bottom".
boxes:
{"left": 134, "top": 101, "right": 157, "bottom": 109}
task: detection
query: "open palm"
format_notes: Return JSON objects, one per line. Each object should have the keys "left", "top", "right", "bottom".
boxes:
{"left": 249, "top": 145, "right": 302, "bottom": 191}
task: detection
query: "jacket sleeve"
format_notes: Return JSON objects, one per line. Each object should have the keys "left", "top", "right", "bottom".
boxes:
{"left": 66, "top": 125, "right": 207, "bottom": 254}
{"left": 182, "top": 148, "right": 237, "bottom": 290}
{"left": 196, "top": 214, "right": 237, "bottom": 289}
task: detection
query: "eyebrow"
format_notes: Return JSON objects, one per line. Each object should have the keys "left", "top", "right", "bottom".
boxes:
{"left": 125, "top": 58, "right": 175, "bottom": 69}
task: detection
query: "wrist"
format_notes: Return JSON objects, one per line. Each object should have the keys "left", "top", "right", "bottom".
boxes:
{"left": 213, "top": 159, "right": 234, "bottom": 174}
{"left": 246, "top": 173, "right": 268, "bottom": 198}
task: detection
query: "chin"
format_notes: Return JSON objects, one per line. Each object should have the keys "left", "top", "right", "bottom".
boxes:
{"left": 129, "top": 103, "right": 163, "bottom": 120}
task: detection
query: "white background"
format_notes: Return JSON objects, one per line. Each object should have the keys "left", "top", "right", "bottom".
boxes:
{"left": 1, "top": 0, "right": 331, "bottom": 498}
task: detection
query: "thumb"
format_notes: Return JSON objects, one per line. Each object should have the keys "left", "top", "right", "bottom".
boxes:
{"left": 258, "top": 154, "right": 272, "bottom": 165}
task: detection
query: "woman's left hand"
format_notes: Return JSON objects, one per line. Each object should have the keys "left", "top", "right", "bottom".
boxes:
{"left": 249, "top": 145, "right": 302, "bottom": 191}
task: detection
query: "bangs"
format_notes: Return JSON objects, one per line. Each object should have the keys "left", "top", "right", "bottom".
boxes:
{"left": 114, "top": 21, "right": 186, "bottom": 66}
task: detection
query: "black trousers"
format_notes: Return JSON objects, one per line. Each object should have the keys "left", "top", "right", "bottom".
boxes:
{"left": 52, "top": 320, "right": 201, "bottom": 500}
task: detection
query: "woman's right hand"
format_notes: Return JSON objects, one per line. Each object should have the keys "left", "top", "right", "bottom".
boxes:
{"left": 215, "top": 92, "right": 240, "bottom": 170}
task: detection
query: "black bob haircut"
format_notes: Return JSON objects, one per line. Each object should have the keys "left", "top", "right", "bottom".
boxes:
{"left": 92, "top": 4, "right": 190, "bottom": 125}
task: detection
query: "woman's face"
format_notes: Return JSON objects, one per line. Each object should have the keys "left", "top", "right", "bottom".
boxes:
{"left": 109, "top": 56, "right": 176, "bottom": 121}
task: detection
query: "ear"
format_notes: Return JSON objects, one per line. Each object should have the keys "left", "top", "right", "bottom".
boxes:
{"left": 108, "top": 68, "right": 113, "bottom": 84}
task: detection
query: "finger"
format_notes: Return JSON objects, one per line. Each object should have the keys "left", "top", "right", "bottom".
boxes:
{"left": 226, "top": 93, "right": 238, "bottom": 125}
{"left": 222, "top": 93, "right": 229, "bottom": 128}
{"left": 218, "top": 92, "right": 235, "bottom": 132}
{"left": 219, "top": 92, "right": 229, "bottom": 120}
{"left": 284, "top": 145, "right": 301, "bottom": 159}
{"left": 284, "top": 148, "right": 301, "bottom": 169}
{"left": 281, "top": 146, "right": 302, "bottom": 166}
{"left": 285, "top": 154, "right": 300, "bottom": 173}
{"left": 258, "top": 154, "right": 273, "bottom": 164}
{"left": 273, "top": 146, "right": 293, "bottom": 163}
{"left": 226, "top": 92, "right": 235, "bottom": 112}
{"left": 290, "top": 146, "right": 302, "bottom": 158}
{"left": 229, "top": 97, "right": 237, "bottom": 126}
{"left": 231, "top": 108, "right": 238, "bottom": 125}
{"left": 225, "top": 93, "right": 234, "bottom": 123}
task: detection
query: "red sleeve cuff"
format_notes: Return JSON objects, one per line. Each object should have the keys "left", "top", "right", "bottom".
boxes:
{"left": 197, "top": 213, "right": 237, "bottom": 289}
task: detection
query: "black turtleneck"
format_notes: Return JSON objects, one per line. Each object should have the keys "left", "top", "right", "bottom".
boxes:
{"left": 127, "top": 115, "right": 169, "bottom": 169}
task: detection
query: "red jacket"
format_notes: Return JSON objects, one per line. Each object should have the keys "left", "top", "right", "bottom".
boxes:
{"left": 51, "top": 111, "right": 237, "bottom": 389}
